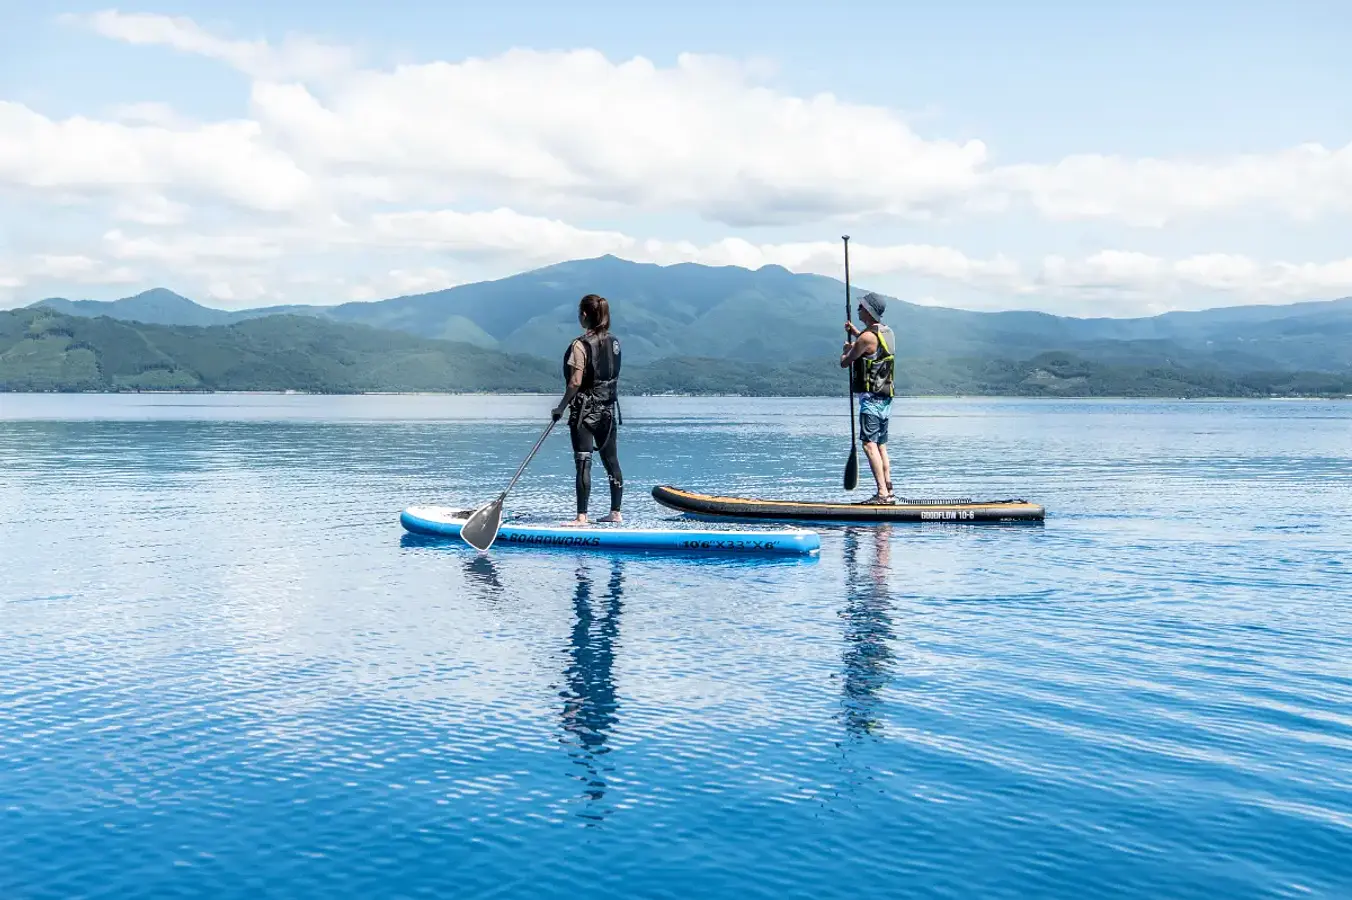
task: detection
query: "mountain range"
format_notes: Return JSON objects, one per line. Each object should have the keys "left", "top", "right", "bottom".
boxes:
{"left": 0, "top": 309, "right": 560, "bottom": 394}
{"left": 29, "top": 255, "right": 1352, "bottom": 375}
{"left": 9, "top": 305, "right": 1348, "bottom": 397}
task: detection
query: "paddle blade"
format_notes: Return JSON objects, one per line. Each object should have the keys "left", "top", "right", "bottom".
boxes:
{"left": 460, "top": 496, "right": 504, "bottom": 551}
{"left": 844, "top": 446, "right": 859, "bottom": 491}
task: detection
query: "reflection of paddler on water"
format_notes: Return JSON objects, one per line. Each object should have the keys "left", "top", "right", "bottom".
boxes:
{"left": 839, "top": 525, "right": 896, "bottom": 738}
{"left": 557, "top": 559, "right": 625, "bottom": 824}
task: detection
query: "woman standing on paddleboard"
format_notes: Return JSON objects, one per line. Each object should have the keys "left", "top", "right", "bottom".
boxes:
{"left": 552, "top": 294, "right": 623, "bottom": 526}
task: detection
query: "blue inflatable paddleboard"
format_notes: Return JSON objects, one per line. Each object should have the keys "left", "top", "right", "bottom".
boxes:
{"left": 399, "top": 506, "right": 820, "bottom": 555}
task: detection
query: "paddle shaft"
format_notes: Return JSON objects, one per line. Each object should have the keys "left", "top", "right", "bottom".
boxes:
{"left": 842, "top": 235, "right": 859, "bottom": 490}
{"left": 844, "top": 235, "right": 858, "bottom": 438}
{"left": 499, "top": 418, "right": 558, "bottom": 501}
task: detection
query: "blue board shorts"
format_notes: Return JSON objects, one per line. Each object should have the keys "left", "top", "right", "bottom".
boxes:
{"left": 859, "top": 395, "right": 891, "bottom": 444}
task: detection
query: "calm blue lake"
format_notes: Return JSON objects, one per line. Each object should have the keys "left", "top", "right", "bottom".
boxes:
{"left": 2, "top": 393, "right": 1350, "bottom": 898}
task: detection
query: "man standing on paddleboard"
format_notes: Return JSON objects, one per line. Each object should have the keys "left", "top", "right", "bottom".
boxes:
{"left": 841, "top": 291, "right": 896, "bottom": 504}
{"left": 552, "top": 294, "right": 624, "bottom": 526}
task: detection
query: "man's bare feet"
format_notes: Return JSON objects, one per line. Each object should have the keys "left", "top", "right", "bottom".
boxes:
{"left": 596, "top": 511, "right": 622, "bottom": 524}
{"left": 561, "top": 515, "right": 588, "bottom": 527}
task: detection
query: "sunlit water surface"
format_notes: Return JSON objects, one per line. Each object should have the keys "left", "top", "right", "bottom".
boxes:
{"left": 1, "top": 394, "right": 1350, "bottom": 898}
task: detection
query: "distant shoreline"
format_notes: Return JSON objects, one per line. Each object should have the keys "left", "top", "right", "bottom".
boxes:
{"left": 2, "top": 390, "right": 1347, "bottom": 401}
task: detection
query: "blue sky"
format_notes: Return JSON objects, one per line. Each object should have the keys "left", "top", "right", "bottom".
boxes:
{"left": 2, "top": 1, "right": 1350, "bottom": 314}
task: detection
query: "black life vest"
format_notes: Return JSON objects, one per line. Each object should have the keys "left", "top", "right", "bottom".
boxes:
{"left": 563, "top": 330, "right": 622, "bottom": 407}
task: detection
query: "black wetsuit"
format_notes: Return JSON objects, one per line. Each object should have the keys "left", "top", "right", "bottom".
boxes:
{"left": 564, "top": 331, "right": 623, "bottom": 516}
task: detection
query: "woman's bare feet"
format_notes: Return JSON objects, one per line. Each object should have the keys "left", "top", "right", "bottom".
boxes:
{"left": 562, "top": 515, "right": 588, "bottom": 527}
{"left": 596, "top": 510, "right": 622, "bottom": 524}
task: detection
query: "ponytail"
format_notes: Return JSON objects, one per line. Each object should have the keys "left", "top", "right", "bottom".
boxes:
{"left": 579, "top": 294, "right": 610, "bottom": 333}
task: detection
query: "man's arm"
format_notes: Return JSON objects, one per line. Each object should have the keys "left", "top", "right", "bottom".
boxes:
{"left": 840, "top": 330, "right": 877, "bottom": 368}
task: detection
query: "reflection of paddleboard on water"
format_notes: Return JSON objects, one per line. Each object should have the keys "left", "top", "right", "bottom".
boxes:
{"left": 399, "top": 506, "right": 822, "bottom": 556}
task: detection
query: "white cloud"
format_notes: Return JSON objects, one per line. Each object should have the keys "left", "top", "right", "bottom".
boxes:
{"left": 102, "top": 228, "right": 285, "bottom": 265}
{"left": 853, "top": 244, "right": 1023, "bottom": 288}
{"left": 10, "top": 204, "right": 1351, "bottom": 312}
{"left": 998, "top": 144, "right": 1352, "bottom": 227}
{"left": 239, "top": 54, "right": 991, "bottom": 225}
{"left": 0, "top": 254, "right": 142, "bottom": 300}
{"left": 1265, "top": 259, "right": 1352, "bottom": 297}
{"left": 1023, "top": 249, "right": 1352, "bottom": 308}
{"left": 30, "top": 254, "right": 108, "bottom": 280}
{"left": 106, "top": 101, "right": 185, "bottom": 127}
{"left": 64, "top": 10, "right": 354, "bottom": 82}
{"left": 368, "top": 208, "right": 632, "bottom": 260}
{"left": 5, "top": 11, "right": 1352, "bottom": 316}
{"left": 55, "top": 10, "right": 1352, "bottom": 231}
{"left": 345, "top": 268, "right": 464, "bottom": 301}
{"left": 204, "top": 275, "right": 268, "bottom": 303}
{"left": 59, "top": 11, "right": 992, "bottom": 223}
{"left": 112, "top": 193, "right": 190, "bottom": 225}
{"left": 1034, "top": 251, "right": 1166, "bottom": 294}
{"left": 703, "top": 240, "right": 1352, "bottom": 305}
{"left": 1171, "top": 254, "right": 1262, "bottom": 293}
{"left": 0, "top": 101, "right": 314, "bottom": 213}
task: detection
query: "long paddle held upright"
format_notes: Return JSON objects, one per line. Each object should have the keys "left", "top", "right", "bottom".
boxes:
{"left": 842, "top": 235, "right": 860, "bottom": 491}
{"left": 460, "top": 418, "right": 559, "bottom": 551}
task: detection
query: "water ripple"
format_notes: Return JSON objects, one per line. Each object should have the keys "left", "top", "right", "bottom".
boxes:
{"left": 1, "top": 396, "right": 1350, "bottom": 898}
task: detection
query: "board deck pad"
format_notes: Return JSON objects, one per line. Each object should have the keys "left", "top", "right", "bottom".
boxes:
{"left": 650, "top": 485, "right": 1045, "bottom": 523}
{"left": 400, "top": 506, "right": 822, "bottom": 555}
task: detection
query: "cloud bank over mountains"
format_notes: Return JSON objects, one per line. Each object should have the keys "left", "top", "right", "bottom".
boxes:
{"left": 2, "top": 10, "right": 1350, "bottom": 313}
